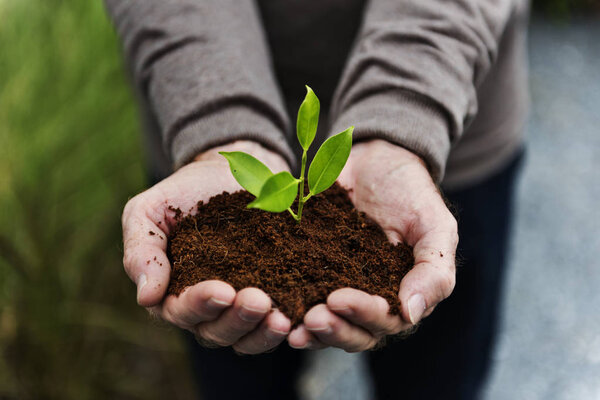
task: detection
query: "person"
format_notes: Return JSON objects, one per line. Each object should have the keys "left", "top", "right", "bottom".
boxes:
{"left": 107, "top": 0, "right": 529, "bottom": 398}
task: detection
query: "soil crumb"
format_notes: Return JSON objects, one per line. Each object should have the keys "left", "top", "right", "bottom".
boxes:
{"left": 167, "top": 184, "right": 414, "bottom": 326}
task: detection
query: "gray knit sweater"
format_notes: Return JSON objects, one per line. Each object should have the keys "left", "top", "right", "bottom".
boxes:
{"left": 105, "top": 0, "right": 529, "bottom": 189}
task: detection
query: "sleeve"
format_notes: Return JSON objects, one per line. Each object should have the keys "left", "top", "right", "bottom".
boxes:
{"left": 328, "top": 0, "right": 518, "bottom": 182}
{"left": 103, "top": 0, "right": 295, "bottom": 169}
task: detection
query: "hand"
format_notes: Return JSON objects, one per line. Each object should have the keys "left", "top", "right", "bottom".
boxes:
{"left": 288, "top": 139, "right": 458, "bottom": 352}
{"left": 122, "top": 140, "right": 293, "bottom": 354}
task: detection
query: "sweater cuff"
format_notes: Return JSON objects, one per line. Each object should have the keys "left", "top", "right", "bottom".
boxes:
{"left": 330, "top": 91, "right": 451, "bottom": 182}
{"left": 170, "top": 105, "right": 296, "bottom": 170}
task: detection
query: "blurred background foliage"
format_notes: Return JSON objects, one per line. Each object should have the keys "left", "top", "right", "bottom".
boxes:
{"left": 0, "top": 0, "right": 597, "bottom": 399}
{"left": 0, "top": 0, "right": 194, "bottom": 398}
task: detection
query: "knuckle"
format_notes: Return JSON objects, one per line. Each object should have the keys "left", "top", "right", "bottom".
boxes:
{"left": 372, "top": 296, "right": 391, "bottom": 316}
{"left": 161, "top": 306, "right": 187, "bottom": 328}
{"left": 359, "top": 297, "right": 388, "bottom": 330}
{"left": 161, "top": 310, "right": 178, "bottom": 327}
{"left": 122, "top": 250, "right": 136, "bottom": 271}
{"left": 328, "top": 319, "right": 346, "bottom": 339}
{"left": 196, "top": 301, "right": 219, "bottom": 319}
{"left": 329, "top": 324, "right": 359, "bottom": 351}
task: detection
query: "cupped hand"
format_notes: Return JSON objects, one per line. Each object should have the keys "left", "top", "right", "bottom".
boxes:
{"left": 288, "top": 139, "right": 458, "bottom": 352}
{"left": 122, "top": 140, "right": 292, "bottom": 354}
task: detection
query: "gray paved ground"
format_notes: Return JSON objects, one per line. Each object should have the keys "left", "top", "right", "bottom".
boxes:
{"left": 301, "top": 17, "right": 600, "bottom": 400}
{"left": 484, "top": 16, "right": 600, "bottom": 400}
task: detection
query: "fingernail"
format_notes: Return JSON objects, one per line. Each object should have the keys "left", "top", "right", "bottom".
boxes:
{"left": 136, "top": 274, "right": 147, "bottom": 303}
{"left": 307, "top": 325, "right": 333, "bottom": 335}
{"left": 408, "top": 294, "right": 426, "bottom": 325}
{"left": 206, "top": 297, "right": 232, "bottom": 312}
{"left": 289, "top": 342, "right": 308, "bottom": 350}
{"left": 289, "top": 340, "right": 314, "bottom": 350}
{"left": 238, "top": 305, "right": 267, "bottom": 322}
{"left": 266, "top": 327, "right": 289, "bottom": 338}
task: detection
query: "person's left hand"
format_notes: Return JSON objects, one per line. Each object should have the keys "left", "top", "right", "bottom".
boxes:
{"left": 287, "top": 139, "right": 458, "bottom": 352}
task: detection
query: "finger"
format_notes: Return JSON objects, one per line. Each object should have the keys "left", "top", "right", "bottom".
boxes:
{"left": 194, "top": 287, "right": 271, "bottom": 347}
{"left": 159, "top": 280, "right": 236, "bottom": 329}
{"left": 232, "top": 310, "right": 291, "bottom": 354}
{"left": 399, "top": 228, "right": 458, "bottom": 325}
{"left": 288, "top": 325, "right": 327, "bottom": 350}
{"left": 122, "top": 195, "right": 170, "bottom": 307}
{"left": 327, "top": 288, "right": 410, "bottom": 337}
{"left": 304, "top": 304, "right": 378, "bottom": 352}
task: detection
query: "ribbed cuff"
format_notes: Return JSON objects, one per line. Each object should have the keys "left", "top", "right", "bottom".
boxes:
{"left": 170, "top": 105, "right": 296, "bottom": 170}
{"left": 330, "top": 90, "right": 451, "bottom": 182}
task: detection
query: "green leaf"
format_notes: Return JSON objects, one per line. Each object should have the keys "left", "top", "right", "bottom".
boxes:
{"left": 308, "top": 126, "right": 354, "bottom": 195}
{"left": 248, "top": 171, "right": 299, "bottom": 213}
{"left": 219, "top": 151, "right": 273, "bottom": 196}
{"left": 296, "top": 85, "right": 320, "bottom": 151}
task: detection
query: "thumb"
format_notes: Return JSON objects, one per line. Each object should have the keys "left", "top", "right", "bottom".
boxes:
{"left": 399, "top": 227, "right": 458, "bottom": 325}
{"left": 122, "top": 196, "right": 171, "bottom": 307}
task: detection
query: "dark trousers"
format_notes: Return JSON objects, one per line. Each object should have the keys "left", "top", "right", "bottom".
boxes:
{"left": 183, "top": 151, "right": 524, "bottom": 400}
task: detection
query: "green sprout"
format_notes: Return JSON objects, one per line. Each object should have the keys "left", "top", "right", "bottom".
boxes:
{"left": 219, "top": 86, "right": 353, "bottom": 222}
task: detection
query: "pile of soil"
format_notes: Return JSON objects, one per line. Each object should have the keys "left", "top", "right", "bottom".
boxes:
{"left": 166, "top": 184, "right": 414, "bottom": 326}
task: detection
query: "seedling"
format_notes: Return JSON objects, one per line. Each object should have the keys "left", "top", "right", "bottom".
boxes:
{"left": 220, "top": 86, "right": 353, "bottom": 222}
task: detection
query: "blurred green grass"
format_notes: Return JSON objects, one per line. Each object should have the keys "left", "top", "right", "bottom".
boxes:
{"left": 0, "top": 0, "right": 194, "bottom": 398}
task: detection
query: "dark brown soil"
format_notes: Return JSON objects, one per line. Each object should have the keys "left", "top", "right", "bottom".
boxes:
{"left": 166, "top": 184, "right": 414, "bottom": 326}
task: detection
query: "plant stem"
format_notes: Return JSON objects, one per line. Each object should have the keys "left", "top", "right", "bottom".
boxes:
{"left": 287, "top": 207, "right": 299, "bottom": 221}
{"left": 296, "top": 150, "right": 308, "bottom": 222}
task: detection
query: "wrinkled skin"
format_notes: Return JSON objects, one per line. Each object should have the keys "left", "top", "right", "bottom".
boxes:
{"left": 121, "top": 139, "right": 458, "bottom": 354}
{"left": 288, "top": 139, "right": 458, "bottom": 352}
{"left": 122, "top": 141, "right": 294, "bottom": 354}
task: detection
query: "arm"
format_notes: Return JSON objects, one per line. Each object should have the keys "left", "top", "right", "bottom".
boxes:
{"left": 104, "top": 0, "right": 294, "bottom": 168}
{"left": 106, "top": 1, "right": 296, "bottom": 354}
{"left": 122, "top": 141, "right": 293, "bottom": 354}
{"left": 329, "top": 0, "right": 517, "bottom": 182}
{"left": 290, "top": 0, "right": 518, "bottom": 351}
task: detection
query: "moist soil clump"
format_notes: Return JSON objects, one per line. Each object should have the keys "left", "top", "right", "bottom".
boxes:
{"left": 167, "top": 184, "right": 414, "bottom": 326}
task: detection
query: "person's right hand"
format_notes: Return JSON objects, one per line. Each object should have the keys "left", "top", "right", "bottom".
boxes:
{"left": 122, "top": 140, "right": 292, "bottom": 354}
